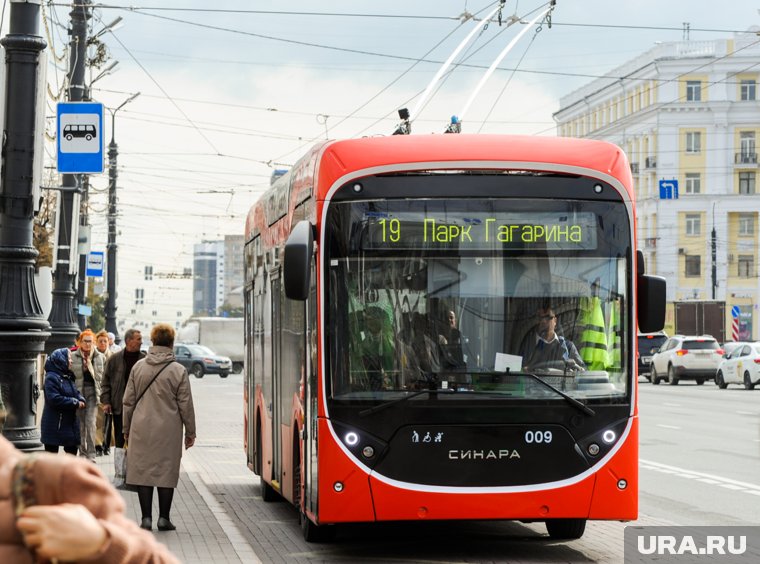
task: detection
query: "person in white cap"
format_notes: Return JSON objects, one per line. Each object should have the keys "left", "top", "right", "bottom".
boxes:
{"left": 107, "top": 332, "right": 121, "bottom": 353}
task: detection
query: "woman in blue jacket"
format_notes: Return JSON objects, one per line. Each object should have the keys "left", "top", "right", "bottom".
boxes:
{"left": 40, "top": 348, "right": 86, "bottom": 454}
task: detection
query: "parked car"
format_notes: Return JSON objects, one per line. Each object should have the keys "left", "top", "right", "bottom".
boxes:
{"left": 174, "top": 343, "right": 232, "bottom": 378}
{"left": 637, "top": 331, "right": 669, "bottom": 381}
{"left": 715, "top": 342, "right": 760, "bottom": 390}
{"left": 650, "top": 335, "right": 724, "bottom": 385}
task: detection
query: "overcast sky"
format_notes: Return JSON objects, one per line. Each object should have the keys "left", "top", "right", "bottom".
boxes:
{"left": 28, "top": 0, "right": 760, "bottom": 319}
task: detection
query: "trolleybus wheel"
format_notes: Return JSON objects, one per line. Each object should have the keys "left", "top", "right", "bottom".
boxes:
{"left": 300, "top": 511, "right": 336, "bottom": 542}
{"left": 545, "top": 518, "right": 586, "bottom": 540}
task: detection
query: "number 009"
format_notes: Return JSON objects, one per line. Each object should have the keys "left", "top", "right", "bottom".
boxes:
{"left": 524, "top": 430, "right": 553, "bottom": 444}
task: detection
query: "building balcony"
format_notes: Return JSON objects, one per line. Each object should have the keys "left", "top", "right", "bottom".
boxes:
{"left": 735, "top": 152, "right": 758, "bottom": 165}
{"left": 630, "top": 162, "right": 640, "bottom": 174}
{"left": 645, "top": 156, "right": 657, "bottom": 169}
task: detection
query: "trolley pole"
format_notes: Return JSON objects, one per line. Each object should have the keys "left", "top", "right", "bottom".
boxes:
{"left": 46, "top": 0, "right": 91, "bottom": 352}
{"left": 0, "top": 0, "right": 50, "bottom": 447}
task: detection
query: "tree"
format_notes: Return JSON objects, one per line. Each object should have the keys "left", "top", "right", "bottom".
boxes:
{"left": 33, "top": 182, "right": 57, "bottom": 269}
{"left": 218, "top": 302, "right": 243, "bottom": 318}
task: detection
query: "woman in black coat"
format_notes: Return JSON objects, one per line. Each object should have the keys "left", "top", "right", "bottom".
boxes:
{"left": 40, "top": 347, "right": 86, "bottom": 454}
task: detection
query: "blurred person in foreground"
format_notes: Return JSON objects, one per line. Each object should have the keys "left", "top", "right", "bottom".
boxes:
{"left": 101, "top": 329, "right": 145, "bottom": 450}
{"left": 95, "top": 330, "right": 114, "bottom": 456}
{"left": 40, "top": 347, "right": 85, "bottom": 455}
{"left": 70, "top": 329, "right": 107, "bottom": 461}
{"left": 0, "top": 430, "right": 180, "bottom": 562}
{"left": 123, "top": 323, "right": 196, "bottom": 531}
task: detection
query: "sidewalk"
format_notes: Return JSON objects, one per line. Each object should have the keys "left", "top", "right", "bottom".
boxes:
{"left": 95, "top": 447, "right": 261, "bottom": 564}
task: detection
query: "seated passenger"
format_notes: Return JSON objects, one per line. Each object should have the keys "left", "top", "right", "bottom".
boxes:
{"left": 521, "top": 306, "right": 585, "bottom": 372}
{"left": 437, "top": 310, "right": 466, "bottom": 369}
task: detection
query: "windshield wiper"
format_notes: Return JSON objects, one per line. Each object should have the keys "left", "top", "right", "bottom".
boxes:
{"left": 359, "top": 388, "right": 455, "bottom": 417}
{"left": 511, "top": 371, "right": 595, "bottom": 417}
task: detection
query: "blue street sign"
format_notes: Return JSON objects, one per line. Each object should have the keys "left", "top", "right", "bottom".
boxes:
{"left": 86, "top": 251, "right": 104, "bottom": 277}
{"left": 731, "top": 305, "right": 740, "bottom": 319}
{"left": 659, "top": 179, "right": 679, "bottom": 199}
{"left": 57, "top": 102, "right": 104, "bottom": 173}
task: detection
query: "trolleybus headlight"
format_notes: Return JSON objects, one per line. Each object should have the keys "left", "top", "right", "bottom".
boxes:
{"left": 587, "top": 443, "right": 600, "bottom": 456}
{"left": 352, "top": 183, "right": 363, "bottom": 193}
{"left": 602, "top": 430, "right": 616, "bottom": 444}
{"left": 362, "top": 446, "right": 375, "bottom": 458}
{"left": 593, "top": 183, "right": 603, "bottom": 194}
{"left": 334, "top": 482, "right": 344, "bottom": 492}
{"left": 345, "top": 432, "right": 359, "bottom": 446}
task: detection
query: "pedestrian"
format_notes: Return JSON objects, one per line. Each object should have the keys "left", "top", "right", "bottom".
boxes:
{"left": 0, "top": 433, "right": 180, "bottom": 563}
{"left": 95, "top": 329, "right": 114, "bottom": 456}
{"left": 40, "top": 347, "right": 85, "bottom": 455}
{"left": 108, "top": 331, "right": 121, "bottom": 353}
{"left": 101, "top": 328, "right": 145, "bottom": 450}
{"left": 123, "top": 323, "right": 196, "bottom": 531}
{"left": 70, "top": 329, "right": 107, "bottom": 461}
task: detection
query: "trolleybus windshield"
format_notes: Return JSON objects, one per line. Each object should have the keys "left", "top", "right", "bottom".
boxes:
{"left": 325, "top": 198, "right": 631, "bottom": 403}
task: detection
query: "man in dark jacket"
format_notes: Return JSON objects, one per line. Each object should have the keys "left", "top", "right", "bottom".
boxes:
{"left": 100, "top": 329, "right": 144, "bottom": 449}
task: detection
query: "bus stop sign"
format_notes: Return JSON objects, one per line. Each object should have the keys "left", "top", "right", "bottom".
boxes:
{"left": 57, "top": 102, "right": 104, "bottom": 173}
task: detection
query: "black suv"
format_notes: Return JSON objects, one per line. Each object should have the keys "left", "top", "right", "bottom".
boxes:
{"left": 637, "top": 332, "right": 668, "bottom": 381}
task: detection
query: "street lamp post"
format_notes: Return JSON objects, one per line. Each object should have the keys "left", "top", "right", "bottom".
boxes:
{"left": 105, "top": 93, "right": 140, "bottom": 341}
{"left": 46, "top": 0, "right": 91, "bottom": 353}
{"left": 0, "top": 0, "right": 50, "bottom": 448}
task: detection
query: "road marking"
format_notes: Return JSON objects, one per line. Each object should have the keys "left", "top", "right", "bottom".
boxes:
{"left": 641, "top": 459, "right": 760, "bottom": 496}
{"left": 663, "top": 402, "right": 681, "bottom": 407}
{"left": 736, "top": 410, "right": 757, "bottom": 416}
{"left": 656, "top": 424, "right": 681, "bottom": 430}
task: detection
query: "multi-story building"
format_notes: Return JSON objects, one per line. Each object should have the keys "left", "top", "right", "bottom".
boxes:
{"left": 554, "top": 29, "right": 760, "bottom": 340}
{"left": 192, "top": 235, "right": 245, "bottom": 316}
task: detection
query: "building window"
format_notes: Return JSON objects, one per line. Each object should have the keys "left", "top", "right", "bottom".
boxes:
{"left": 685, "top": 173, "right": 701, "bottom": 194}
{"left": 738, "top": 255, "right": 754, "bottom": 278}
{"left": 144, "top": 265, "right": 153, "bottom": 281}
{"left": 739, "top": 213, "right": 755, "bottom": 236}
{"left": 685, "top": 255, "right": 701, "bottom": 277}
{"left": 741, "top": 79, "right": 756, "bottom": 101}
{"left": 685, "top": 214, "right": 701, "bottom": 236}
{"left": 740, "top": 131, "right": 756, "bottom": 162}
{"left": 135, "top": 288, "right": 144, "bottom": 306}
{"left": 686, "top": 80, "right": 702, "bottom": 101}
{"left": 686, "top": 131, "right": 701, "bottom": 154}
{"left": 739, "top": 172, "right": 756, "bottom": 195}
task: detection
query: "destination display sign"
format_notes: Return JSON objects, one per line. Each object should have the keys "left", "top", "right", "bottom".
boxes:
{"left": 361, "top": 212, "right": 598, "bottom": 251}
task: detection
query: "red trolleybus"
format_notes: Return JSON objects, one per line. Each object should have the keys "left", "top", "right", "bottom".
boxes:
{"left": 243, "top": 135, "right": 665, "bottom": 541}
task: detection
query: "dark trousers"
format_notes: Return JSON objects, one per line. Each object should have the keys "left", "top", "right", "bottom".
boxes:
{"left": 103, "top": 412, "right": 113, "bottom": 448}
{"left": 44, "top": 444, "right": 78, "bottom": 455}
{"left": 137, "top": 486, "right": 175, "bottom": 520}
{"left": 112, "top": 412, "right": 125, "bottom": 448}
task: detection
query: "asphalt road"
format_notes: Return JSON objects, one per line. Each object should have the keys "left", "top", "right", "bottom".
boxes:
{"left": 188, "top": 373, "right": 760, "bottom": 563}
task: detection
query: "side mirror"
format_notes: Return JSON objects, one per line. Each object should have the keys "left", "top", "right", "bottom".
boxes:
{"left": 637, "top": 274, "right": 666, "bottom": 334}
{"left": 284, "top": 220, "right": 313, "bottom": 301}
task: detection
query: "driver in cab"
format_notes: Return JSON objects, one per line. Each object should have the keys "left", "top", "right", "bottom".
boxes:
{"left": 521, "top": 306, "right": 585, "bottom": 373}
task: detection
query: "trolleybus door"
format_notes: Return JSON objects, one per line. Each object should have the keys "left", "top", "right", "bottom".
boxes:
{"left": 271, "top": 274, "right": 282, "bottom": 485}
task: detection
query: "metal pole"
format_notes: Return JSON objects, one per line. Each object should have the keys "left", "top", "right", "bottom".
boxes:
{"left": 47, "top": 0, "right": 91, "bottom": 352}
{"left": 104, "top": 92, "right": 138, "bottom": 342}
{"left": 105, "top": 111, "right": 118, "bottom": 339}
{"left": 0, "top": 0, "right": 50, "bottom": 448}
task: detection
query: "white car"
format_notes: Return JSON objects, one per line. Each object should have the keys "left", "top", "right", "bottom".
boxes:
{"left": 650, "top": 335, "right": 724, "bottom": 385}
{"left": 715, "top": 342, "right": 760, "bottom": 390}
